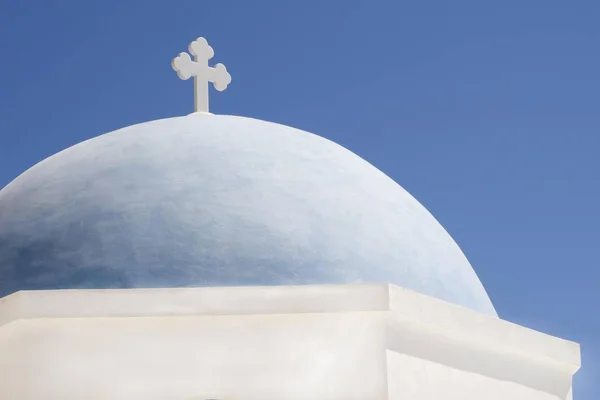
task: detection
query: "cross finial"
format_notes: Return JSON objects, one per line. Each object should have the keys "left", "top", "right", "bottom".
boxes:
{"left": 172, "top": 37, "right": 232, "bottom": 114}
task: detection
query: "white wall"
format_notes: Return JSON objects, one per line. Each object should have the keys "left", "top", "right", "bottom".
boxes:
{"left": 386, "top": 350, "right": 568, "bottom": 400}
{"left": 0, "top": 284, "right": 580, "bottom": 400}
{"left": 0, "top": 312, "right": 387, "bottom": 400}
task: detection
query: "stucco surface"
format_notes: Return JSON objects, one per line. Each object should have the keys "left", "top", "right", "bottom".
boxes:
{"left": 0, "top": 285, "right": 579, "bottom": 400}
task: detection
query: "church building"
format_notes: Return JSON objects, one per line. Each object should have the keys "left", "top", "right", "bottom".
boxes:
{"left": 0, "top": 37, "right": 580, "bottom": 399}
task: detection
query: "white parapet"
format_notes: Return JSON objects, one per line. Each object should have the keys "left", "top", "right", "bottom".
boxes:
{"left": 0, "top": 284, "right": 580, "bottom": 400}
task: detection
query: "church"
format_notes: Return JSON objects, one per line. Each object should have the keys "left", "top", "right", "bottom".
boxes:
{"left": 0, "top": 37, "right": 580, "bottom": 399}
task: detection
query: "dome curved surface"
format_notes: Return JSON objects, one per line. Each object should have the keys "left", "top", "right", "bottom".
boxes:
{"left": 0, "top": 115, "right": 496, "bottom": 316}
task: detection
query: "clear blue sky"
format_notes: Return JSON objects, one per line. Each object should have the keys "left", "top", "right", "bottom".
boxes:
{"left": 0, "top": 1, "right": 598, "bottom": 397}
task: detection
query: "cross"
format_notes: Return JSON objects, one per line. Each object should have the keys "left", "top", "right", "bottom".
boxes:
{"left": 172, "top": 37, "right": 232, "bottom": 113}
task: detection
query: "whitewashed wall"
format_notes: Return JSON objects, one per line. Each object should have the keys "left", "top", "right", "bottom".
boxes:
{"left": 0, "top": 284, "right": 580, "bottom": 400}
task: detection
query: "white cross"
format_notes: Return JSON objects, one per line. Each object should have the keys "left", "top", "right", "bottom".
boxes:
{"left": 172, "top": 37, "right": 232, "bottom": 113}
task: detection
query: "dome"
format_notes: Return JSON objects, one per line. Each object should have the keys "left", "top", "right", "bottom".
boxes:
{"left": 0, "top": 114, "right": 496, "bottom": 316}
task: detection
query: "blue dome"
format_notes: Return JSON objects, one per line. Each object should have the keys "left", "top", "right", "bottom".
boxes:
{"left": 0, "top": 114, "right": 496, "bottom": 316}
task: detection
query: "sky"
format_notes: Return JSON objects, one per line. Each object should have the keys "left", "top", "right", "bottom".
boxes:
{"left": 0, "top": 0, "right": 598, "bottom": 397}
